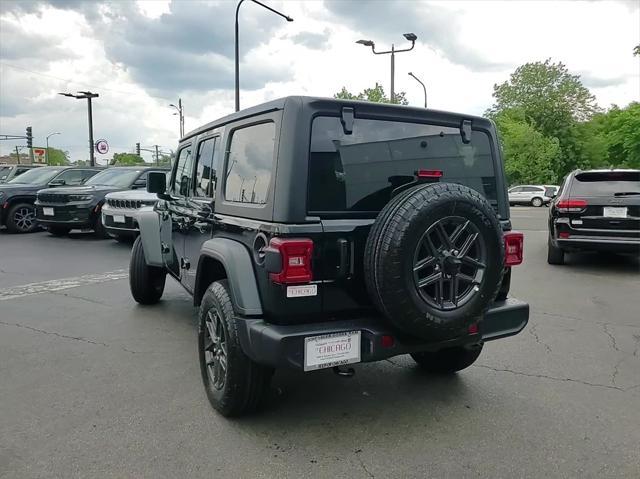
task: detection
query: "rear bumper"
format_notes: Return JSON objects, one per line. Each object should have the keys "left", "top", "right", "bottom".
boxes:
{"left": 237, "top": 298, "right": 529, "bottom": 370}
{"left": 556, "top": 236, "right": 640, "bottom": 253}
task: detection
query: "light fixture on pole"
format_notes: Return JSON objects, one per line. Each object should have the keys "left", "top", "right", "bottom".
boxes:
{"left": 169, "top": 98, "right": 184, "bottom": 138}
{"left": 408, "top": 72, "right": 427, "bottom": 108}
{"left": 356, "top": 33, "right": 418, "bottom": 103}
{"left": 58, "top": 91, "right": 99, "bottom": 166}
{"left": 235, "top": 0, "right": 293, "bottom": 112}
{"left": 45, "top": 132, "right": 61, "bottom": 165}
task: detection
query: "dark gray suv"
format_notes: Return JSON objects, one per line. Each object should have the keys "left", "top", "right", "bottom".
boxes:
{"left": 129, "top": 96, "right": 529, "bottom": 416}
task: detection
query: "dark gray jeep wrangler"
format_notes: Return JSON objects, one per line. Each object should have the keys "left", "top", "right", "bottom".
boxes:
{"left": 129, "top": 96, "right": 529, "bottom": 417}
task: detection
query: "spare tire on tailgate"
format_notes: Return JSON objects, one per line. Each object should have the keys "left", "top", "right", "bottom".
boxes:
{"left": 364, "top": 182, "right": 504, "bottom": 340}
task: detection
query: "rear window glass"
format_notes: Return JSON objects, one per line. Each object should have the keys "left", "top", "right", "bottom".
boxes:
{"left": 571, "top": 172, "right": 640, "bottom": 196}
{"left": 308, "top": 116, "right": 497, "bottom": 214}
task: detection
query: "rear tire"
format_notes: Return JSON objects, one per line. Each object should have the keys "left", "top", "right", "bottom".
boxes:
{"left": 411, "top": 344, "right": 483, "bottom": 374}
{"left": 547, "top": 236, "right": 565, "bottom": 265}
{"left": 531, "top": 197, "right": 543, "bottom": 207}
{"left": 6, "top": 203, "right": 38, "bottom": 233}
{"left": 199, "top": 280, "right": 272, "bottom": 417}
{"left": 129, "top": 236, "right": 166, "bottom": 304}
{"left": 48, "top": 226, "right": 70, "bottom": 236}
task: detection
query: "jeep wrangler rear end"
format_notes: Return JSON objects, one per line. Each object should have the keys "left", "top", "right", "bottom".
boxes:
{"left": 130, "top": 96, "right": 529, "bottom": 417}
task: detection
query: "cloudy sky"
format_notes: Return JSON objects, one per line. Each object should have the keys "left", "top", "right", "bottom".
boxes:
{"left": 1, "top": 0, "right": 638, "bottom": 164}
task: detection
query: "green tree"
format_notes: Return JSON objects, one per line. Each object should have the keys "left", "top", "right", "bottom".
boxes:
{"left": 494, "top": 109, "right": 561, "bottom": 185}
{"left": 488, "top": 59, "right": 599, "bottom": 136}
{"left": 110, "top": 152, "right": 145, "bottom": 166}
{"left": 597, "top": 102, "right": 640, "bottom": 169}
{"left": 46, "top": 147, "right": 70, "bottom": 166}
{"left": 334, "top": 82, "right": 408, "bottom": 105}
{"left": 634, "top": 44, "right": 640, "bottom": 56}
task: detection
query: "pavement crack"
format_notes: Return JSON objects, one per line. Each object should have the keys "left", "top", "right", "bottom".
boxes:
{"left": 50, "top": 291, "right": 109, "bottom": 306}
{"left": 528, "top": 324, "right": 552, "bottom": 353}
{"left": 612, "top": 358, "right": 624, "bottom": 386}
{"left": 602, "top": 324, "right": 620, "bottom": 352}
{"left": 474, "top": 364, "right": 627, "bottom": 392}
{"left": 355, "top": 452, "right": 374, "bottom": 479}
{"left": 0, "top": 320, "right": 140, "bottom": 354}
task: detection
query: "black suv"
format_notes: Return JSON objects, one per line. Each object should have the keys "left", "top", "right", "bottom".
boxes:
{"left": 129, "top": 97, "right": 529, "bottom": 416}
{"left": 547, "top": 169, "right": 640, "bottom": 264}
{"left": 35, "top": 166, "right": 167, "bottom": 237}
{"left": 0, "top": 166, "right": 101, "bottom": 233}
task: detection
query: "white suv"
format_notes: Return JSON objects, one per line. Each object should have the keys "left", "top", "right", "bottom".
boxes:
{"left": 102, "top": 189, "right": 158, "bottom": 241}
{"left": 508, "top": 185, "right": 552, "bottom": 207}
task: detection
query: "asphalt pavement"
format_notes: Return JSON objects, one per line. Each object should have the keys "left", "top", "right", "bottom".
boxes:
{"left": 1, "top": 208, "right": 639, "bottom": 478}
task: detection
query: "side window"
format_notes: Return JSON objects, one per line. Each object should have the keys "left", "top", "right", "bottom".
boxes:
{"left": 173, "top": 145, "right": 194, "bottom": 196}
{"left": 224, "top": 122, "right": 275, "bottom": 204}
{"left": 195, "top": 137, "right": 219, "bottom": 198}
{"left": 510, "top": 187, "right": 522, "bottom": 193}
{"left": 56, "top": 169, "right": 85, "bottom": 186}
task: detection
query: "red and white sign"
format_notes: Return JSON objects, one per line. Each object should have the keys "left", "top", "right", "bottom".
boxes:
{"left": 95, "top": 139, "right": 109, "bottom": 154}
{"left": 33, "top": 148, "right": 46, "bottom": 164}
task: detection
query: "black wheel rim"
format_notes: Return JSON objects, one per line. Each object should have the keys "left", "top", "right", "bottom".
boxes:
{"left": 413, "top": 216, "right": 487, "bottom": 311}
{"left": 203, "top": 309, "right": 227, "bottom": 390}
{"left": 14, "top": 207, "right": 35, "bottom": 231}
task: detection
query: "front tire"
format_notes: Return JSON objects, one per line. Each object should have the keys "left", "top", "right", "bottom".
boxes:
{"left": 129, "top": 236, "right": 166, "bottom": 304}
{"left": 411, "top": 344, "right": 483, "bottom": 374}
{"left": 547, "top": 236, "right": 565, "bottom": 265}
{"left": 199, "top": 280, "right": 272, "bottom": 417}
{"left": 6, "top": 203, "right": 38, "bottom": 233}
{"left": 94, "top": 213, "right": 109, "bottom": 239}
{"left": 531, "top": 197, "right": 543, "bottom": 207}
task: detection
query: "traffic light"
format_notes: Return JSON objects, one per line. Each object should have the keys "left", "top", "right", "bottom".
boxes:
{"left": 26, "top": 127, "right": 33, "bottom": 148}
{"left": 136, "top": 142, "right": 140, "bottom": 156}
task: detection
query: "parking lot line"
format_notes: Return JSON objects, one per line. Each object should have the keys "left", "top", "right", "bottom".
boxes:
{"left": 0, "top": 270, "right": 128, "bottom": 302}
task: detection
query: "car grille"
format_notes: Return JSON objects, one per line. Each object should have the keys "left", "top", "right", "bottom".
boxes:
{"left": 107, "top": 199, "right": 154, "bottom": 209}
{"left": 37, "top": 193, "right": 69, "bottom": 204}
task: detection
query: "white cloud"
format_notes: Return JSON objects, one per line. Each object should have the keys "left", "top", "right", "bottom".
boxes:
{"left": 1, "top": 0, "right": 638, "bottom": 163}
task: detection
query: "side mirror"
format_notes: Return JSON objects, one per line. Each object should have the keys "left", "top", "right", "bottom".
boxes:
{"left": 147, "top": 172, "right": 168, "bottom": 198}
{"left": 48, "top": 178, "right": 66, "bottom": 187}
{"left": 132, "top": 179, "right": 146, "bottom": 189}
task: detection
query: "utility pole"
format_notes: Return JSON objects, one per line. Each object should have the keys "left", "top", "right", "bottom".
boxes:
{"left": 15, "top": 146, "right": 20, "bottom": 165}
{"left": 58, "top": 91, "right": 99, "bottom": 166}
{"left": 155, "top": 145, "right": 159, "bottom": 166}
{"left": 169, "top": 99, "right": 185, "bottom": 138}
{"left": 26, "top": 126, "right": 34, "bottom": 164}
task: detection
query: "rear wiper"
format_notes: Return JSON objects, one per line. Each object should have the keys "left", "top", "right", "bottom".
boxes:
{"left": 614, "top": 192, "right": 640, "bottom": 196}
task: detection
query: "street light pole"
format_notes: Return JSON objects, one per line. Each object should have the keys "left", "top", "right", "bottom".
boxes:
{"left": 45, "top": 132, "right": 61, "bottom": 165}
{"left": 58, "top": 91, "right": 99, "bottom": 166}
{"left": 235, "top": 0, "right": 293, "bottom": 112}
{"left": 408, "top": 72, "right": 427, "bottom": 108}
{"left": 169, "top": 98, "right": 184, "bottom": 138}
{"left": 356, "top": 33, "right": 417, "bottom": 103}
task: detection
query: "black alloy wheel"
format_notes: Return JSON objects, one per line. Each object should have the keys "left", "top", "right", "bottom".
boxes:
{"left": 7, "top": 203, "right": 38, "bottom": 233}
{"left": 203, "top": 309, "right": 228, "bottom": 391}
{"left": 413, "top": 216, "right": 487, "bottom": 311}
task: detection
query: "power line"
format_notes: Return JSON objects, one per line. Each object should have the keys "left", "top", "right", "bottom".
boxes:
{"left": 0, "top": 62, "right": 174, "bottom": 102}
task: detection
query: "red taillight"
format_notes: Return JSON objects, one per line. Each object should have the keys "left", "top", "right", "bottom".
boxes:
{"left": 381, "top": 335, "right": 395, "bottom": 348}
{"left": 504, "top": 231, "right": 524, "bottom": 266}
{"left": 468, "top": 323, "right": 479, "bottom": 335}
{"left": 416, "top": 169, "right": 443, "bottom": 178}
{"left": 267, "top": 238, "right": 313, "bottom": 284}
{"left": 557, "top": 199, "right": 587, "bottom": 212}
{"left": 558, "top": 232, "right": 570, "bottom": 239}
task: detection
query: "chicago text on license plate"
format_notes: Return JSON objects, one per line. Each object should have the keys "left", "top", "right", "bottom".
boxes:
{"left": 603, "top": 207, "right": 627, "bottom": 218}
{"left": 113, "top": 215, "right": 126, "bottom": 223}
{"left": 43, "top": 207, "right": 54, "bottom": 216}
{"left": 304, "top": 331, "right": 361, "bottom": 371}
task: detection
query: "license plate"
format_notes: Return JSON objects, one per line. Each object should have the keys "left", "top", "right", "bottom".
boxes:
{"left": 43, "top": 207, "right": 54, "bottom": 216}
{"left": 304, "top": 330, "right": 361, "bottom": 371}
{"left": 287, "top": 284, "right": 317, "bottom": 298}
{"left": 603, "top": 207, "right": 627, "bottom": 218}
{"left": 112, "top": 215, "right": 126, "bottom": 223}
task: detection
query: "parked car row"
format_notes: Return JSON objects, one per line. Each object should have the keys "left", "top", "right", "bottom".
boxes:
{"left": 0, "top": 165, "right": 167, "bottom": 237}
{"left": 0, "top": 164, "right": 44, "bottom": 184}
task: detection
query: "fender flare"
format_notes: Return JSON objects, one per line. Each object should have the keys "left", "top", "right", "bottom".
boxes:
{"left": 137, "top": 207, "right": 164, "bottom": 266}
{"left": 196, "top": 238, "right": 263, "bottom": 316}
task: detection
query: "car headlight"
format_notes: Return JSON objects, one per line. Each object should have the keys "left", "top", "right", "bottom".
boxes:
{"left": 69, "top": 194, "right": 94, "bottom": 202}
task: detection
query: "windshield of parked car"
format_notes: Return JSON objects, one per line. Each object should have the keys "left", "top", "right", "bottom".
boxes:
{"left": 308, "top": 116, "right": 497, "bottom": 215}
{"left": 7, "top": 167, "right": 64, "bottom": 184}
{"left": 85, "top": 169, "right": 141, "bottom": 187}
{"left": 571, "top": 171, "right": 640, "bottom": 196}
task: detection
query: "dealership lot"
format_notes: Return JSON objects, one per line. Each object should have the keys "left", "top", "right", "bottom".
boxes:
{"left": 1, "top": 207, "right": 638, "bottom": 478}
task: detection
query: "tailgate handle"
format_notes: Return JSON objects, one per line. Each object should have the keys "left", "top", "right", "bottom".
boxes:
{"left": 336, "top": 238, "right": 350, "bottom": 278}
